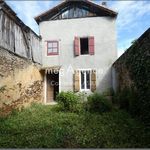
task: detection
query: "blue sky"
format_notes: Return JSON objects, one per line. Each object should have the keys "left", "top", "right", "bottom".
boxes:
{"left": 6, "top": 0, "right": 150, "bottom": 57}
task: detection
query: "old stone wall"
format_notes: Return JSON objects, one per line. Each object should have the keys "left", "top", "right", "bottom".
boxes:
{"left": 112, "top": 28, "right": 150, "bottom": 123}
{"left": 0, "top": 47, "right": 44, "bottom": 115}
{"left": 112, "top": 28, "right": 150, "bottom": 93}
{"left": 112, "top": 57, "right": 134, "bottom": 92}
{"left": 0, "top": 1, "right": 44, "bottom": 115}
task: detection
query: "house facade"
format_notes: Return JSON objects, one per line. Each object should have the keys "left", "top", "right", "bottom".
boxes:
{"left": 35, "top": 0, "right": 118, "bottom": 104}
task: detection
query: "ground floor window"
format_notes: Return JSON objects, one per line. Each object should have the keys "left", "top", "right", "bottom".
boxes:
{"left": 80, "top": 70, "right": 91, "bottom": 91}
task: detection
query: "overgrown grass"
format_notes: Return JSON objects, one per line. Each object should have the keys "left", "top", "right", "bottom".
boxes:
{"left": 0, "top": 103, "right": 149, "bottom": 148}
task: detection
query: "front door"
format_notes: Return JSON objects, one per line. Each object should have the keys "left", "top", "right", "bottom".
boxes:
{"left": 46, "top": 73, "right": 59, "bottom": 103}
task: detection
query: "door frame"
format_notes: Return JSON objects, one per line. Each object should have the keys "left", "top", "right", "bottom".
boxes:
{"left": 44, "top": 71, "right": 60, "bottom": 104}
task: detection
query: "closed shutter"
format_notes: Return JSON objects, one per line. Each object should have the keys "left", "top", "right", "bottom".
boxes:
{"left": 91, "top": 70, "right": 96, "bottom": 92}
{"left": 89, "top": 36, "right": 95, "bottom": 55}
{"left": 74, "top": 37, "right": 80, "bottom": 56}
{"left": 73, "top": 70, "right": 80, "bottom": 92}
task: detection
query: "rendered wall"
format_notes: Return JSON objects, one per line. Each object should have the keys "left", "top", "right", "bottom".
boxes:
{"left": 40, "top": 17, "right": 117, "bottom": 93}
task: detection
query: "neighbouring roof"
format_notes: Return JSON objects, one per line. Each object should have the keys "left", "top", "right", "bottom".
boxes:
{"left": 35, "top": 0, "right": 117, "bottom": 24}
{"left": 40, "top": 66, "right": 61, "bottom": 74}
{"left": 0, "top": 0, "right": 39, "bottom": 37}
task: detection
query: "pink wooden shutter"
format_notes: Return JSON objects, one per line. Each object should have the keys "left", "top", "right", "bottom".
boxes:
{"left": 74, "top": 37, "right": 80, "bottom": 56}
{"left": 89, "top": 36, "right": 95, "bottom": 55}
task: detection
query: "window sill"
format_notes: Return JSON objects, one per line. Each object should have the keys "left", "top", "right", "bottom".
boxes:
{"left": 45, "top": 102, "right": 58, "bottom": 105}
{"left": 80, "top": 89, "right": 91, "bottom": 92}
{"left": 79, "top": 54, "right": 94, "bottom": 56}
{"left": 47, "top": 53, "right": 59, "bottom": 56}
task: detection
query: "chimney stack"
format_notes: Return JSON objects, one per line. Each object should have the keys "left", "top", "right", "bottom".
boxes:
{"left": 101, "top": 1, "right": 107, "bottom": 7}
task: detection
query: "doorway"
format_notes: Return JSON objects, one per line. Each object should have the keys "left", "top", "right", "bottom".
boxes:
{"left": 46, "top": 72, "right": 59, "bottom": 103}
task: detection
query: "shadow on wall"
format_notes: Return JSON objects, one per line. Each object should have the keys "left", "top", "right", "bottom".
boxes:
{"left": 97, "top": 66, "right": 112, "bottom": 95}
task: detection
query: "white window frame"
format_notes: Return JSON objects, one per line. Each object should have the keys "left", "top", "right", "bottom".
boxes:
{"left": 79, "top": 69, "right": 91, "bottom": 92}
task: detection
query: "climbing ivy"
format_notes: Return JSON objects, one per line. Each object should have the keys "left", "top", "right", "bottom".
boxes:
{"left": 114, "top": 28, "right": 150, "bottom": 125}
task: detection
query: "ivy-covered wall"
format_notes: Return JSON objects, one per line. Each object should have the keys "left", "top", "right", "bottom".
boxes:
{"left": 113, "top": 28, "right": 150, "bottom": 124}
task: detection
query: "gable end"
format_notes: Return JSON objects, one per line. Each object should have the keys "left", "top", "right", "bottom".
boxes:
{"left": 35, "top": 0, "right": 117, "bottom": 24}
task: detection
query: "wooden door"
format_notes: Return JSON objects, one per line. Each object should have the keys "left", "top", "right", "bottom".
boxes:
{"left": 46, "top": 75, "right": 54, "bottom": 103}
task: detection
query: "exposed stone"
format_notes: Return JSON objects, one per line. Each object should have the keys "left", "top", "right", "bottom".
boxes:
{"left": 0, "top": 47, "right": 44, "bottom": 115}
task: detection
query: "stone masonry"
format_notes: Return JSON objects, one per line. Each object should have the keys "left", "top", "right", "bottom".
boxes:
{"left": 0, "top": 47, "right": 44, "bottom": 115}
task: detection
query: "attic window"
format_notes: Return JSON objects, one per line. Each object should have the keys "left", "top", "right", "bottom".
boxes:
{"left": 53, "top": 7, "right": 96, "bottom": 20}
{"left": 80, "top": 38, "right": 89, "bottom": 55}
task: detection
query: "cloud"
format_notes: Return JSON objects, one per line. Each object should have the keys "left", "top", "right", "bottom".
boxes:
{"left": 109, "top": 1, "right": 150, "bottom": 57}
{"left": 110, "top": 1, "right": 150, "bottom": 30}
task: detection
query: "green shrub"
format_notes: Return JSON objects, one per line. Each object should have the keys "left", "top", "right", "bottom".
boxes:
{"left": 77, "top": 92, "right": 88, "bottom": 102}
{"left": 113, "top": 87, "right": 140, "bottom": 116}
{"left": 112, "top": 90, "right": 119, "bottom": 105}
{"left": 87, "top": 93, "right": 112, "bottom": 113}
{"left": 119, "top": 31, "right": 150, "bottom": 124}
{"left": 56, "top": 91, "right": 80, "bottom": 112}
{"left": 119, "top": 88, "right": 131, "bottom": 110}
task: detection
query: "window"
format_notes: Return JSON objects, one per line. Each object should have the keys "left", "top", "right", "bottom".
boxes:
{"left": 80, "top": 70, "right": 91, "bottom": 91}
{"left": 47, "top": 41, "right": 59, "bottom": 55}
{"left": 74, "top": 36, "right": 94, "bottom": 56}
{"left": 53, "top": 7, "right": 96, "bottom": 20}
{"left": 80, "top": 38, "right": 89, "bottom": 55}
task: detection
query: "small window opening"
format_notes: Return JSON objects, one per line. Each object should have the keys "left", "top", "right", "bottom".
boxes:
{"left": 80, "top": 38, "right": 89, "bottom": 55}
{"left": 47, "top": 41, "right": 59, "bottom": 55}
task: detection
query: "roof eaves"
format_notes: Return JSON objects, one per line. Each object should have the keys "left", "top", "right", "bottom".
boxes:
{"left": 0, "top": 1, "right": 40, "bottom": 38}
{"left": 34, "top": 0, "right": 66, "bottom": 24}
{"left": 34, "top": 0, "right": 118, "bottom": 24}
{"left": 85, "top": 0, "right": 117, "bottom": 16}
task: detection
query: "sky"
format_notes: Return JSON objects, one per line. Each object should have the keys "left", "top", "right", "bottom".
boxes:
{"left": 6, "top": 0, "right": 150, "bottom": 57}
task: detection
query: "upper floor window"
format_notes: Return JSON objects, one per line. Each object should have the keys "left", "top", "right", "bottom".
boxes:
{"left": 47, "top": 41, "right": 59, "bottom": 56}
{"left": 74, "top": 36, "right": 94, "bottom": 56}
{"left": 80, "top": 38, "right": 89, "bottom": 55}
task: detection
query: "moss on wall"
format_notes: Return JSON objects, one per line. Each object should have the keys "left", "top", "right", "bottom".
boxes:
{"left": 113, "top": 28, "right": 150, "bottom": 124}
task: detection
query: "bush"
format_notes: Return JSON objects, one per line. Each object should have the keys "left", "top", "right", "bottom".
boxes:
{"left": 113, "top": 87, "right": 140, "bottom": 116}
{"left": 119, "top": 88, "right": 131, "bottom": 110}
{"left": 87, "top": 93, "right": 112, "bottom": 113}
{"left": 56, "top": 91, "right": 80, "bottom": 112}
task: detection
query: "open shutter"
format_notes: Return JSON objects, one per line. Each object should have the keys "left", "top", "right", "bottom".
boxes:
{"left": 91, "top": 70, "right": 96, "bottom": 92}
{"left": 89, "top": 36, "right": 95, "bottom": 55}
{"left": 73, "top": 70, "right": 80, "bottom": 92}
{"left": 74, "top": 37, "right": 80, "bottom": 56}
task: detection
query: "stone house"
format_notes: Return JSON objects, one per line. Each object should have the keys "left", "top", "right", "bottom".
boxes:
{"left": 34, "top": 0, "right": 118, "bottom": 104}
